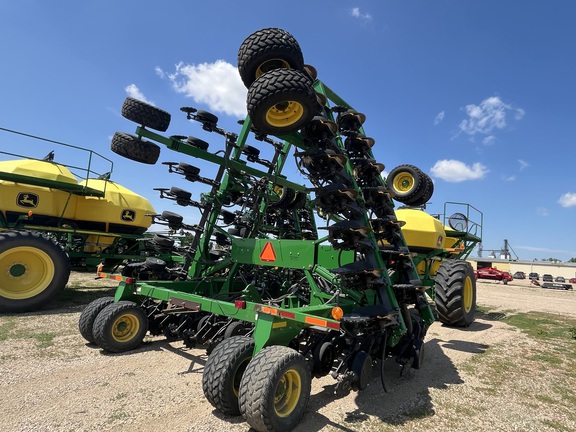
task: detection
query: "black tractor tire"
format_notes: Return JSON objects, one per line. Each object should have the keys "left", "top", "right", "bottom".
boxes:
{"left": 239, "top": 345, "right": 311, "bottom": 432}
{"left": 170, "top": 186, "right": 192, "bottom": 201}
{"left": 238, "top": 28, "right": 304, "bottom": 88}
{"left": 202, "top": 336, "right": 255, "bottom": 416}
{"left": 195, "top": 110, "right": 219, "bottom": 126}
{"left": 152, "top": 234, "right": 174, "bottom": 249}
{"left": 186, "top": 137, "right": 210, "bottom": 151}
{"left": 161, "top": 211, "right": 183, "bottom": 226}
{"left": 0, "top": 230, "right": 70, "bottom": 313}
{"left": 269, "top": 186, "right": 296, "bottom": 210}
{"left": 121, "top": 262, "right": 143, "bottom": 278}
{"left": 92, "top": 301, "right": 149, "bottom": 352}
{"left": 247, "top": 68, "right": 317, "bottom": 136}
{"left": 413, "top": 172, "right": 434, "bottom": 206}
{"left": 121, "top": 97, "right": 171, "bottom": 132}
{"left": 142, "top": 257, "right": 166, "bottom": 272}
{"left": 434, "top": 260, "right": 476, "bottom": 327}
{"left": 223, "top": 321, "right": 250, "bottom": 339}
{"left": 178, "top": 161, "right": 202, "bottom": 177}
{"left": 78, "top": 296, "right": 115, "bottom": 343}
{"left": 386, "top": 164, "right": 426, "bottom": 205}
{"left": 402, "top": 171, "right": 434, "bottom": 207}
{"left": 111, "top": 132, "right": 160, "bottom": 165}
{"left": 286, "top": 191, "right": 308, "bottom": 211}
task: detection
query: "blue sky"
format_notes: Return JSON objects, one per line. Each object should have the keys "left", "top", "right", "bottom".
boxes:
{"left": 1, "top": 1, "right": 575, "bottom": 261}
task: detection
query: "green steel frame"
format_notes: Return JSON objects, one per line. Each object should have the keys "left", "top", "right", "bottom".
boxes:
{"left": 104, "top": 79, "right": 439, "bottom": 353}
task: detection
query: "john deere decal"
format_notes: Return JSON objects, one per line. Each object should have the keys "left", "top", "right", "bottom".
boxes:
{"left": 121, "top": 209, "right": 136, "bottom": 222}
{"left": 17, "top": 192, "right": 39, "bottom": 208}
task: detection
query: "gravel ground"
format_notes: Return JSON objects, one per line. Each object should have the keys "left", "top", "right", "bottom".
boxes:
{"left": 1, "top": 275, "right": 575, "bottom": 432}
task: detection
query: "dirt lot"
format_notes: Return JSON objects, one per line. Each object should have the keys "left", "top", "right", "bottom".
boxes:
{"left": 1, "top": 275, "right": 575, "bottom": 432}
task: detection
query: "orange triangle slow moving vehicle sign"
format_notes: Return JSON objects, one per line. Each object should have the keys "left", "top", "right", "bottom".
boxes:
{"left": 260, "top": 241, "right": 277, "bottom": 262}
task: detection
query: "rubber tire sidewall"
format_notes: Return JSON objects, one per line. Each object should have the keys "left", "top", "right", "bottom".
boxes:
{"left": 223, "top": 320, "right": 249, "bottom": 339}
{"left": 92, "top": 301, "right": 148, "bottom": 352}
{"left": 434, "top": 260, "right": 477, "bottom": 327}
{"left": 405, "top": 171, "right": 434, "bottom": 207}
{"left": 386, "top": 164, "right": 425, "bottom": 205}
{"left": 238, "top": 28, "right": 304, "bottom": 88}
{"left": 111, "top": 132, "right": 160, "bottom": 165}
{"left": 121, "top": 97, "right": 171, "bottom": 132}
{"left": 247, "top": 68, "right": 317, "bottom": 136}
{"left": 239, "top": 345, "right": 311, "bottom": 432}
{"left": 202, "top": 336, "right": 255, "bottom": 416}
{"left": 0, "top": 231, "right": 70, "bottom": 313}
{"left": 78, "top": 296, "right": 115, "bottom": 343}
{"left": 152, "top": 234, "right": 174, "bottom": 249}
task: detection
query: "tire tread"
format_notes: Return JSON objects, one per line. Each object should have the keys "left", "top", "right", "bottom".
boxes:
{"left": 121, "top": 97, "right": 171, "bottom": 132}
{"left": 238, "top": 28, "right": 304, "bottom": 87}
{"left": 434, "top": 260, "right": 476, "bottom": 327}
{"left": 239, "top": 345, "right": 311, "bottom": 432}
{"left": 78, "top": 297, "right": 115, "bottom": 343}
{"left": 111, "top": 132, "right": 160, "bottom": 165}
{"left": 92, "top": 301, "right": 148, "bottom": 352}
{"left": 247, "top": 69, "right": 316, "bottom": 136}
{"left": 202, "top": 336, "right": 254, "bottom": 416}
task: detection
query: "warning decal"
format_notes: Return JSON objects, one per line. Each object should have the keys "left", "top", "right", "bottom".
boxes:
{"left": 260, "top": 242, "right": 277, "bottom": 262}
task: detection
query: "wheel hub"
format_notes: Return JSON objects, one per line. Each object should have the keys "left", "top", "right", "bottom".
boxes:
{"left": 256, "top": 58, "right": 290, "bottom": 79}
{"left": 394, "top": 174, "right": 414, "bottom": 193}
{"left": 0, "top": 246, "right": 54, "bottom": 299}
{"left": 274, "top": 369, "right": 301, "bottom": 417}
{"left": 9, "top": 263, "right": 26, "bottom": 277}
{"left": 266, "top": 101, "right": 304, "bottom": 127}
{"left": 112, "top": 314, "right": 140, "bottom": 342}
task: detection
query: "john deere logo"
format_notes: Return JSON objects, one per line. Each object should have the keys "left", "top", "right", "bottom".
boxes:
{"left": 17, "top": 193, "right": 39, "bottom": 208}
{"left": 121, "top": 209, "right": 136, "bottom": 222}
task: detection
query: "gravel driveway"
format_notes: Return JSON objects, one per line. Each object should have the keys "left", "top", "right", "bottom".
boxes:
{"left": 1, "top": 276, "right": 575, "bottom": 432}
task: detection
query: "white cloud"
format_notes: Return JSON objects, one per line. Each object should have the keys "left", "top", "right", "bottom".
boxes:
{"left": 459, "top": 96, "right": 524, "bottom": 136}
{"left": 434, "top": 111, "right": 445, "bottom": 125}
{"left": 558, "top": 192, "right": 576, "bottom": 208}
{"left": 514, "top": 108, "right": 526, "bottom": 120}
{"left": 125, "top": 84, "right": 154, "bottom": 105}
{"left": 350, "top": 7, "right": 372, "bottom": 21}
{"left": 430, "top": 159, "right": 488, "bottom": 182}
{"left": 518, "top": 159, "right": 529, "bottom": 171}
{"left": 537, "top": 207, "right": 549, "bottom": 216}
{"left": 154, "top": 67, "right": 165, "bottom": 79}
{"left": 160, "top": 60, "right": 246, "bottom": 118}
{"left": 482, "top": 135, "right": 496, "bottom": 145}
{"left": 503, "top": 175, "right": 516, "bottom": 181}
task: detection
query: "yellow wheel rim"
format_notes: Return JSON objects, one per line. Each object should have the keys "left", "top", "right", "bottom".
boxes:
{"left": 266, "top": 101, "right": 304, "bottom": 128}
{"left": 272, "top": 185, "right": 284, "bottom": 197}
{"left": 111, "top": 313, "right": 141, "bottom": 343}
{"left": 274, "top": 368, "right": 302, "bottom": 418}
{"left": 392, "top": 172, "right": 415, "bottom": 194}
{"left": 463, "top": 276, "right": 473, "bottom": 313}
{"left": 256, "top": 59, "right": 291, "bottom": 79}
{"left": 0, "top": 246, "right": 54, "bottom": 299}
